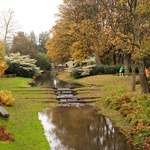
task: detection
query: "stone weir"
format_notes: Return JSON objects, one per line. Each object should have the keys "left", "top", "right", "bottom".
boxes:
{"left": 54, "top": 87, "right": 93, "bottom": 107}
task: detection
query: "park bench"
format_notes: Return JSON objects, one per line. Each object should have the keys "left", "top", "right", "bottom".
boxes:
{"left": 1, "top": 74, "right": 16, "bottom": 78}
{"left": 0, "top": 106, "right": 9, "bottom": 120}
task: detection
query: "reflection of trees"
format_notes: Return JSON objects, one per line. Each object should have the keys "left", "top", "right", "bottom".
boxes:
{"left": 35, "top": 72, "right": 55, "bottom": 87}
{"left": 46, "top": 107, "right": 134, "bottom": 150}
{"left": 34, "top": 72, "right": 68, "bottom": 87}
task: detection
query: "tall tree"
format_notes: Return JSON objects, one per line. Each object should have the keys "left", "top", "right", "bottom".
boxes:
{"left": 38, "top": 31, "right": 50, "bottom": 53}
{"left": 46, "top": 22, "right": 72, "bottom": 64}
{"left": 46, "top": 0, "right": 102, "bottom": 63}
{"left": 0, "top": 9, "right": 20, "bottom": 53}
{"left": 10, "top": 32, "right": 37, "bottom": 58}
{"left": 28, "top": 31, "right": 38, "bottom": 49}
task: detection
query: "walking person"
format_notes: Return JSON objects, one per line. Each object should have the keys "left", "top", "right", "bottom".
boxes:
{"left": 119, "top": 66, "right": 124, "bottom": 76}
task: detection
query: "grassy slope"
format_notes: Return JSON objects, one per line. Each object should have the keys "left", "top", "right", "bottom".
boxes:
{"left": 0, "top": 77, "right": 57, "bottom": 150}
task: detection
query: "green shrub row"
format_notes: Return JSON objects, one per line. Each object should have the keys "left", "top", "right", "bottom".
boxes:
{"left": 71, "top": 64, "right": 121, "bottom": 78}
{"left": 71, "top": 63, "right": 140, "bottom": 78}
{"left": 90, "top": 64, "right": 121, "bottom": 75}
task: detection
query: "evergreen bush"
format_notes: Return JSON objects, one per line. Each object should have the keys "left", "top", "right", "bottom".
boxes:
{"left": 90, "top": 64, "right": 121, "bottom": 75}
{"left": 71, "top": 69, "right": 83, "bottom": 79}
{"left": 35, "top": 53, "right": 51, "bottom": 71}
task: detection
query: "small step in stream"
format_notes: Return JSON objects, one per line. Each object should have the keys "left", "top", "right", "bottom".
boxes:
{"left": 54, "top": 87, "right": 92, "bottom": 107}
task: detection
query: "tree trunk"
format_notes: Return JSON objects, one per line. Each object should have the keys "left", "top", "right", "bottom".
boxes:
{"left": 124, "top": 53, "right": 131, "bottom": 76}
{"left": 131, "top": 63, "right": 136, "bottom": 91}
{"left": 113, "top": 53, "right": 116, "bottom": 65}
{"left": 138, "top": 60, "right": 150, "bottom": 94}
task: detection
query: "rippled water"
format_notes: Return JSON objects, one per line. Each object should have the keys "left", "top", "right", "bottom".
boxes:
{"left": 39, "top": 106, "right": 135, "bottom": 150}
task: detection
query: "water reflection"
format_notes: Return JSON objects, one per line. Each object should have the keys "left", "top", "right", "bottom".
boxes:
{"left": 33, "top": 72, "right": 82, "bottom": 88}
{"left": 39, "top": 106, "right": 135, "bottom": 150}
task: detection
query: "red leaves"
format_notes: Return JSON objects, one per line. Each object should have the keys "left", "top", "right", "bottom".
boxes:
{"left": 0, "top": 126, "right": 15, "bottom": 142}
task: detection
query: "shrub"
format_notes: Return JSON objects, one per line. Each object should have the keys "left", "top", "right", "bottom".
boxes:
{"left": 0, "top": 61, "right": 8, "bottom": 76}
{"left": 35, "top": 53, "right": 51, "bottom": 71}
{"left": 0, "top": 91, "right": 15, "bottom": 106}
{"left": 105, "top": 93, "right": 150, "bottom": 145}
{"left": 5, "top": 53, "right": 42, "bottom": 78}
{"left": 71, "top": 69, "right": 83, "bottom": 79}
{"left": 90, "top": 64, "right": 121, "bottom": 75}
{"left": 71, "top": 64, "right": 121, "bottom": 78}
{"left": 90, "top": 64, "right": 104, "bottom": 75}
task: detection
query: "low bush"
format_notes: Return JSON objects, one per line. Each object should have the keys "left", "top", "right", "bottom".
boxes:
{"left": 0, "top": 91, "right": 15, "bottom": 106}
{"left": 71, "top": 69, "right": 83, "bottom": 79}
{"left": 90, "top": 64, "right": 121, "bottom": 75}
{"left": 105, "top": 93, "right": 150, "bottom": 147}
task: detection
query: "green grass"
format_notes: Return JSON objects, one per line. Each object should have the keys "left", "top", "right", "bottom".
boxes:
{"left": 0, "top": 77, "right": 57, "bottom": 150}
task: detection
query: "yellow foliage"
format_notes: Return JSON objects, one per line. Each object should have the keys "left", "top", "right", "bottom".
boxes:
{"left": 0, "top": 91, "right": 15, "bottom": 106}
{"left": 0, "top": 41, "right": 5, "bottom": 59}
{"left": 0, "top": 61, "right": 8, "bottom": 76}
{"left": 0, "top": 41, "right": 7, "bottom": 75}
{"left": 145, "top": 68, "right": 150, "bottom": 78}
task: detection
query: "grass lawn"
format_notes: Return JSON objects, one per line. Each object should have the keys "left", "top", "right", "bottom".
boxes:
{"left": 0, "top": 77, "right": 57, "bottom": 150}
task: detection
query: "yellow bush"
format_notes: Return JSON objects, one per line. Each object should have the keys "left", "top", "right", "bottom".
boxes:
{"left": 0, "top": 91, "right": 15, "bottom": 106}
{"left": 0, "top": 61, "right": 8, "bottom": 76}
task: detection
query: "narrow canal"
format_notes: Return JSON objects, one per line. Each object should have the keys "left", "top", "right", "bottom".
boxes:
{"left": 35, "top": 72, "right": 135, "bottom": 150}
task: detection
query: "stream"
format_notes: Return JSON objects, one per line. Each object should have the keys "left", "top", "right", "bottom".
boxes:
{"left": 35, "top": 72, "right": 135, "bottom": 150}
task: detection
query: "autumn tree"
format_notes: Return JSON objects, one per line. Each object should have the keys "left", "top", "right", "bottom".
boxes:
{"left": 46, "top": 23, "right": 72, "bottom": 64}
{"left": 46, "top": 0, "right": 102, "bottom": 63}
{"left": 10, "top": 32, "right": 37, "bottom": 58}
{"left": 46, "top": 0, "right": 121, "bottom": 64}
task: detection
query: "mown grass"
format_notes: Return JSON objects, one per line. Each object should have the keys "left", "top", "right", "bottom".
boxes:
{"left": 57, "top": 70, "right": 150, "bottom": 149}
{"left": 0, "top": 77, "right": 57, "bottom": 150}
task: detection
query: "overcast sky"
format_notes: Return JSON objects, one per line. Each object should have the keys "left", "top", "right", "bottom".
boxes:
{"left": 0, "top": 0, "right": 63, "bottom": 35}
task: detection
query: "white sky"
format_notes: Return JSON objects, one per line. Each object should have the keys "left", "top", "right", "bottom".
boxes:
{"left": 0, "top": 0, "right": 63, "bottom": 35}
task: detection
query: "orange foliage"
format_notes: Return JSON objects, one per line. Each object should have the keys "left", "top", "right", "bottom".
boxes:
{"left": 145, "top": 68, "right": 150, "bottom": 78}
{"left": 0, "top": 61, "right": 8, "bottom": 76}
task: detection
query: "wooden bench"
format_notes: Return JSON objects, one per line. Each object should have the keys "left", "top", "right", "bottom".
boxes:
{"left": 1, "top": 74, "right": 16, "bottom": 78}
{"left": 0, "top": 106, "right": 9, "bottom": 120}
